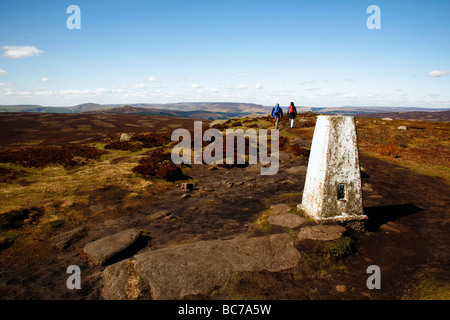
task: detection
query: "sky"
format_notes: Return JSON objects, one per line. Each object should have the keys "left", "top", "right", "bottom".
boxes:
{"left": 0, "top": 0, "right": 449, "bottom": 108}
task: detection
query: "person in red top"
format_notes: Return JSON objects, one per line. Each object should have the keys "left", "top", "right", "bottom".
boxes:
{"left": 287, "top": 102, "right": 298, "bottom": 128}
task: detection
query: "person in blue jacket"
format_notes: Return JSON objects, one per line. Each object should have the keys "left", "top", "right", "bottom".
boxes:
{"left": 271, "top": 103, "right": 283, "bottom": 129}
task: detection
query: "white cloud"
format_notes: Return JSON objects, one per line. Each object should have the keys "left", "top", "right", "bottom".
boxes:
{"left": 234, "top": 85, "right": 247, "bottom": 90}
{"left": 175, "top": 76, "right": 194, "bottom": 81}
{"left": 190, "top": 83, "right": 202, "bottom": 88}
{"left": 0, "top": 69, "right": 7, "bottom": 75}
{"left": 2, "top": 46, "right": 43, "bottom": 59}
{"left": 41, "top": 77, "right": 51, "bottom": 82}
{"left": 254, "top": 84, "right": 263, "bottom": 89}
{"left": 428, "top": 70, "right": 450, "bottom": 78}
{"left": 298, "top": 80, "right": 316, "bottom": 85}
{"left": 146, "top": 76, "right": 162, "bottom": 82}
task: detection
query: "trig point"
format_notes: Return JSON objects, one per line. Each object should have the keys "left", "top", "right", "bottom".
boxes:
{"left": 299, "top": 115, "right": 367, "bottom": 222}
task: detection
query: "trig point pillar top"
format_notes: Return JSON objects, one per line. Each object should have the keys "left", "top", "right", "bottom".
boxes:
{"left": 300, "top": 115, "right": 367, "bottom": 222}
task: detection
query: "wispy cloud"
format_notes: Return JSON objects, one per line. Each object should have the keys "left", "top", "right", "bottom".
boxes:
{"left": 254, "top": 84, "right": 263, "bottom": 89}
{"left": 234, "top": 73, "right": 248, "bottom": 77}
{"left": 1, "top": 46, "right": 43, "bottom": 59}
{"left": 146, "top": 76, "right": 162, "bottom": 82}
{"left": 41, "top": 77, "right": 51, "bottom": 82}
{"left": 428, "top": 70, "right": 450, "bottom": 78}
{"left": 298, "top": 80, "right": 316, "bottom": 85}
{"left": 190, "top": 83, "right": 202, "bottom": 88}
{"left": 0, "top": 69, "right": 8, "bottom": 75}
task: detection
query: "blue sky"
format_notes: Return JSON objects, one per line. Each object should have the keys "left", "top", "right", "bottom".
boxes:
{"left": 0, "top": 0, "right": 449, "bottom": 108}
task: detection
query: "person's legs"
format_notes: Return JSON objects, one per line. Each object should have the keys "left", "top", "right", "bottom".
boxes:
{"left": 275, "top": 117, "right": 279, "bottom": 129}
{"left": 290, "top": 118, "right": 294, "bottom": 128}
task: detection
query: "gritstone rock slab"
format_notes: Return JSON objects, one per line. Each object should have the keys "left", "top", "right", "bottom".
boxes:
{"left": 132, "top": 233, "right": 301, "bottom": 300}
{"left": 83, "top": 229, "right": 141, "bottom": 266}
{"left": 297, "top": 225, "right": 346, "bottom": 241}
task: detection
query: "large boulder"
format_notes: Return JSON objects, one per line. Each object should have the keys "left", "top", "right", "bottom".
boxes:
{"left": 128, "top": 233, "right": 300, "bottom": 300}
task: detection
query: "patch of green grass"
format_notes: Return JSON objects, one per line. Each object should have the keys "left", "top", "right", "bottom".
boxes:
{"left": 418, "top": 276, "right": 450, "bottom": 300}
{"left": 269, "top": 192, "right": 302, "bottom": 203}
{"left": 169, "top": 216, "right": 184, "bottom": 224}
{"left": 0, "top": 230, "right": 20, "bottom": 250}
{"left": 203, "top": 200, "right": 216, "bottom": 206}
{"left": 285, "top": 228, "right": 297, "bottom": 238}
{"left": 253, "top": 210, "right": 273, "bottom": 232}
{"left": 323, "top": 237, "right": 356, "bottom": 260}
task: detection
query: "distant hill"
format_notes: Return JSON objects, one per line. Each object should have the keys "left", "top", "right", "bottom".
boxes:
{"left": 0, "top": 103, "right": 448, "bottom": 121}
{"left": 356, "top": 110, "right": 450, "bottom": 122}
{"left": 86, "top": 105, "right": 264, "bottom": 120}
{"left": 311, "top": 106, "right": 449, "bottom": 117}
{"left": 0, "top": 102, "right": 270, "bottom": 119}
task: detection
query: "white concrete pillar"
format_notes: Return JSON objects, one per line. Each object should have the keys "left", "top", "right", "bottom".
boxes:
{"left": 300, "top": 115, "right": 367, "bottom": 222}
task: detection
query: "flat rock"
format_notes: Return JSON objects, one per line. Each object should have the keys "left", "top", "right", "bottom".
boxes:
{"left": 133, "top": 233, "right": 300, "bottom": 300}
{"left": 120, "top": 133, "right": 133, "bottom": 142}
{"left": 53, "top": 226, "right": 87, "bottom": 250}
{"left": 83, "top": 229, "right": 141, "bottom": 266}
{"left": 148, "top": 210, "right": 172, "bottom": 220}
{"left": 285, "top": 166, "right": 307, "bottom": 175}
{"left": 297, "top": 225, "right": 346, "bottom": 241}
{"left": 278, "top": 152, "right": 292, "bottom": 163}
{"left": 269, "top": 204, "right": 291, "bottom": 215}
{"left": 268, "top": 213, "right": 307, "bottom": 228}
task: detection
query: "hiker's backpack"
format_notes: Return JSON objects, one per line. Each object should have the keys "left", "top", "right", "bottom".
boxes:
{"left": 274, "top": 106, "right": 281, "bottom": 115}
{"left": 289, "top": 105, "right": 294, "bottom": 113}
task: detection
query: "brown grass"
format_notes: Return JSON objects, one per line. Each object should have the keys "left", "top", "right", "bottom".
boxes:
{"left": 132, "top": 149, "right": 184, "bottom": 181}
{"left": 0, "top": 145, "right": 108, "bottom": 168}
{"left": 377, "top": 145, "right": 399, "bottom": 158}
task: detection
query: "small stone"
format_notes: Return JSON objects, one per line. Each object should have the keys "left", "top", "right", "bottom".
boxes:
{"left": 149, "top": 210, "right": 172, "bottom": 220}
{"left": 104, "top": 219, "right": 120, "bottom": 227}
{"left": 180, "top": 193, "right": 191, "bottom": 199}
{"left": 120, "top": 133, "right": 133, "bottom": 142}
{"left": 285, "top": 166, "right": 307, "bottom": 175}
{"left": 83, "top": 229, "right": 141, "bottom": 266}
{"left": 225, "top": 181, "right": 234, "bottom": 188}
{"left": 181, "top": 183, "right": 194, "bottom": 190}
{"left": 278, "top": 152, "right": 291, "bottom": 163}
{"left": 397, "top": 126, "right": 407, "bottom": 130}
{"left": 336, "top": 285, "right": 346, "bottom": 293}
